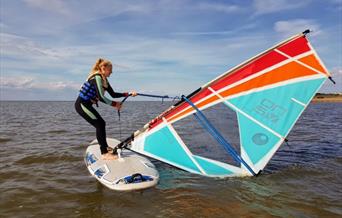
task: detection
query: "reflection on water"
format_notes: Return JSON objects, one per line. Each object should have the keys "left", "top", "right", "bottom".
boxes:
{"left": 0, "top": 101, "right": 341, "bottom": 217}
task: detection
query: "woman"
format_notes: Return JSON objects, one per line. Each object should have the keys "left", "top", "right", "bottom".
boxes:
{"left": 75, "top": 58, "right": 137, "bottom": 160}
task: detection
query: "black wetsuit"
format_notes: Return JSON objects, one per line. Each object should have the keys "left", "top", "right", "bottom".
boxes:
{"left": 75, "top": 74, "right": 127, "bottom": 154}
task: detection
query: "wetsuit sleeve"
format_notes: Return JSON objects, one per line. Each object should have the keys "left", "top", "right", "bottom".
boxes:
{"left": 106, "top": 83, "right": 128, "bottom": 98}
{"left": 94, "top": 75, "right": 112, "bottom": 105}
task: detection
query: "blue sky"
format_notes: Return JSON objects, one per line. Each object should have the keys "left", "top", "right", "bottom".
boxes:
{"left": 1, "top": 0, "right": 341, "bottom": 101}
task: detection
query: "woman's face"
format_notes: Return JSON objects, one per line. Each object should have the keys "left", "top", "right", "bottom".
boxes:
{"left": 101, "top": 65, "right": 112, "bottom": 77}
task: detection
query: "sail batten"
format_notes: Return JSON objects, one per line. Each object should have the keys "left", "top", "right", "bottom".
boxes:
{"left": 130, "top": 31, "right": 330, "bottom": 177}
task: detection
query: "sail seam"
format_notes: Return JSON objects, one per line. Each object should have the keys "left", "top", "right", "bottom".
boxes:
{"left": 140, "top": 150, "right": 204, "bottom": 175}
{"left": 192, "top": 155, "right": 244, "bottom": 176}
{"left": 274, "top": 49, "right": 326, "bottom": 77}
{"left": 225, "top": 74, "right": 325, "bottom": 101}
{"left": 212, "top": 50, "right": 315, "bottom": 96}
{"left": 307, "top": 42, "right": 331, "bottom": 76}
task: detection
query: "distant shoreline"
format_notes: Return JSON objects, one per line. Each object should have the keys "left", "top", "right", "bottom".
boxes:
{"left": 1, "top": 94, "right": 341, "bottom": 103}
{"left": 312, "top": 93, "right": 342, "bottom": 103}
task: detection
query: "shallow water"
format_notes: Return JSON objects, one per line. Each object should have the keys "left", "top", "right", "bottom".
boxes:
{"left": 0, "top": 101, "right": 341, "bottom": 217}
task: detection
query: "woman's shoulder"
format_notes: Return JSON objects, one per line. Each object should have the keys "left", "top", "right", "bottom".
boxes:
{"left": 88, "top": 73, "right": 102, "bottom": 80}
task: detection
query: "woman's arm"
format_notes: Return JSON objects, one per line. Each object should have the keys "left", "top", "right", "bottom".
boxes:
{"left": 106, "top": 83, "right": 128, "bottom": 98}
{"left": 93, "top": 75, "right": 113, "bottom": 105}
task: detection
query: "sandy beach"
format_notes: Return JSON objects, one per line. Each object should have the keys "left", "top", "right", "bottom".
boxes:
{"left": 312, "top": 94, "right": 342, "bottom": 103}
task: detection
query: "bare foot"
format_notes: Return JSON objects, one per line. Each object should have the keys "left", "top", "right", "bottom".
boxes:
{"left": 102, "top": 152, "right": 118, "bottom": 160}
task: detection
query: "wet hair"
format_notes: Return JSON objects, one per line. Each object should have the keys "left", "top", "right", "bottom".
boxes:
{"left": 87, "top": 58, "right": 112, "bottom": 87}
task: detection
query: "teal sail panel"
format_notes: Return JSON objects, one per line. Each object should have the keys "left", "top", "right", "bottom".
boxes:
{"left": 144, "top": 126, "right": 201, "bottom": 173}
{"left": 144, "top": 126, "right": 238, "bottom": 176}
{"left": 237, "top": 112, "right": 280, "bottom": 164}
{"left": 227, "top": 78, "right": 326, "bottom": 167}
{"left": 193, "top": 155, "right": 233, "bottom": 176}
{"left": 229, "top": 78, "right": 326, "bottom": 137}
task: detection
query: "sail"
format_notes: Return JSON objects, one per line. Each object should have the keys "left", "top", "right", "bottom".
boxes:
{"left": 129, "top": 31, "right": 330, "bottom": 177}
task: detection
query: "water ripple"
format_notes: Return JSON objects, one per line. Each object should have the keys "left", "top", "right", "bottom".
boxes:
{"left": 0, "top": 101, "right": 341, "bottom": 217}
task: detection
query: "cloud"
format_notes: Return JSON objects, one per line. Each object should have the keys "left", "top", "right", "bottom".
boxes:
{"left": 319, "top": 67, "right": 342, "bottom": 93}
{"left": 329, "top": 67, "right": 342, "bottom": 78}
{"left": 171, "top": 23, "right": 258, "bottom": 36}
{"left": 0, "top": 22, "right": 7, "bottom": 29}
{"left": 2, "top": 1, "right": 152, "bottom": 36}
{"left": 0, "top": 76, "right": 80, "bottom": 91}
{"left": 329, "top": 0, "right": 342, "bottom": 5}
{"left": 0, "top": 76, "right": 34, "bottom": 89}
{"left": 1, "top": 0, "right": 341, "bottom": 100}
{"left": 23, "top": 0, "right": 71, "bottom": 16}
{"left": 197, "top": 2, "right": 242, "bottom": 13}
{"left": 329, "top": 0, "right": 342, "bottom": 10}
{"left": 253, "top": 0, "right": 310, "bottom": 15}
{"left": 274, "top": 19, "right": 320, "bottom": 37}
{"left": 1, "top": 31, "right": 273, "bottom": 99}
{"left": 69, "top": 1, "right": 151, "bottom": 25}
{"left": 0, "top": 33, "right": 64, "bottom": 60}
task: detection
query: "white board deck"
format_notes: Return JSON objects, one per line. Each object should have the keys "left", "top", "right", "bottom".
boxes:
{"left": 84, "top": 138, "right": 159, "bottom": 191}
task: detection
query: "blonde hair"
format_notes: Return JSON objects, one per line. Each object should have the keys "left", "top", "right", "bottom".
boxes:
{"left": 87, "top": 58, "right": 112, "bottom": 88}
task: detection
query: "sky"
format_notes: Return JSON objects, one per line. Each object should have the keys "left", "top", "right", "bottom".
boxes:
{"left": 0, "top": 0, "right": 341, "bottom": 101}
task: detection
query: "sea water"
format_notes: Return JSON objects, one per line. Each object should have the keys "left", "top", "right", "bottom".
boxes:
{"left": 0, "top": 101, "right": 341, "bottom": 217}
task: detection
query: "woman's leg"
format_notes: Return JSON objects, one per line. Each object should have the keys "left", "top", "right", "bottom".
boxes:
{"left": 75, "top": 98, "right": 109, "bottom": 154}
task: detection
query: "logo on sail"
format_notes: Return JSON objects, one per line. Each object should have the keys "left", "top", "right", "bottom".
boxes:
{"left": 252, "top": 133, "right": 269, "bottom": 145}
{"left": 254, "top": 99, "right": 287, "bottom": 123}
